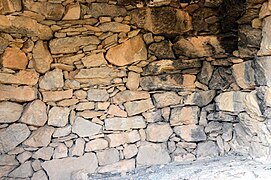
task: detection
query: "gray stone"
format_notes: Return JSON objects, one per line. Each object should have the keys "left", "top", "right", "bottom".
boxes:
{"left": 170, "top": 106, "right": 199, "bottom": 126}
{"left": 142, "top": 110, "right": 163, "bottom": 123}
{"left": 33, "top": 147, "right": 54, "bottom": 161}
{"left": 31, "top": 170, "right": 48, "bottom": 180}
{"left": 255, "top": 56, "right": 271, "bottom": 87}
{"left": 105, "top": 130, "right": 140, "bottom": 147}
{"left": 104, "top": 116, "right": 146, "bottom": 131}
{"left": 207, "top": 112, "right": 237, "bottom": 122}
{"left": 232, "top": 61, "right": 255, "bottom": 89}
{"left": 174, "top": 125, "right": 207, "bottom": 142}
{"left": 8, "top": 161, "right": 33, "bottom": 178}
{"left": 149, "top": 40, "right": 175, "bottom": 59}
{"left": 97, "top": 159, "right": 135, "bottom": 173}
{"left": 0, "top": 37, "right": 8, "bottom": 54}
{"left": 20, "top": 100, "right": 47, "bottom": 126}
{"left": 0, "top": 123, "right": 30, "bottom": 153}
{"left": 87, "top": 89, "right": 109, "bottom": 102}
{"left": 258, "top": 16, "right": 271, "bottom": 56}
{"left": 184, "top": 90, "right": 216, "bottom": 107}
{"left": 53, "top": 143, "right": 68, "bottom": 159}
{"left": 124, "top": 99, "right": 154, "bottom": 116}
{"left": 49, "top": 36, "right": 100, "bottom": 54}
{"left": 39, "top": 69, "right": 64, "bottom": 90}
{"left": 123, "top": 144, "right": 138, "bottom": 159}
{"left": 72, "top": 117, "right": 102, "bottom": 137}
{"left": 53, "top": 125, "right": 72, "bottom": 138}
{"left": 153, "top": 92, "right": 182, "bottom": 108}
{"left": 136, "top": 142, "right": 171, "bottom": 167}
{"left": 23, "top": 126, "right": 54, "bottom": 148}
{"left": 0, "top": 102, "right": 23, "bottom": 123}
{"left": 70, "top": 138, "right": 85, "bottom": 157}
{"left": 0, "top": 166, "right": 15, "bottom": 177}
{"left": 146, "top": 123, "right": 173, "bottom": 142}
{"left": 222, "top": 123, "right": 233, "bottom": 141}
{"left": 205, "top": 121, "right": 223, "bottom": 134}
{"left": 85, "top": 138, "right": 108, "bottom": 152}
{"left": 209, "top": 67, "right": 234, "bottom": 90}
{"left": 88, "top": 3, "right": 127, "bottom": 18}
{"left": 196, "top": 141, "right": 219, "bottom": 158}
{"left": 17, "top": 151, "right": 32, "bottom": 163}
{"left": 48, "top": 107, "right": 70, "bottom": 127}
{"left": 42, "top": 153, "right": 98, "bottom": 180}
{"left": 96, "top": 148, "right": 119, "bottom": 166}
{"left": 198, "top": 61, "right": 213, "bottom": 85}
{"left": 0, "top": 154, "right": 19, "bottom": 166}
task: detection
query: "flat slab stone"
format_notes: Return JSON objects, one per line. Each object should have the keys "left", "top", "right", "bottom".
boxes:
{"left": 0, "top": 71, "right": 39, "bottom": 85}
{"left": 0, "top": 85, "right": 37, "bottom": 102}
{"left": 105, "top": 116, "right": 146, "bottom": 131}
{"left": 72, "top": 117, "right": 102, "bottom": 137}
{"left": 88, "top": 3, "right": 127, "bottom": 18}
{"left": 42, "top": 153, "right": 98, "bottom": 180}
{"left": 0, "top": 102, "right": 23, "bottom": 123}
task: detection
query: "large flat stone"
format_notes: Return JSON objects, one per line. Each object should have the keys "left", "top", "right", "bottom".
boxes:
{"left": 0, "top": 124, "right": 30, "bottom": 153}
{"left": 255, "top": 56, "right": 271, "bottom": 87}
{"left": 0, "top": 85, "right": 37, "bottom": 102}
{"left": 72, "top": 117, "right": 102, "bottom": 137}
{"left": 112, "top": 90, "right": 150, "bottom": 104}
{"left": 174, "top": 125, "right": 207, "bottom": 142}
{"left": 0, "top": 15, "right": 52, "bottom": 40}
{"left": 1, "top": 47, "right": 28, "bottom": 70}
{"left": 0, "top": 71, "right": 39, "bottom": 85}
{"left": 88, "top": 3, "right": 127, "bottom": 18}
{"left": 146, "top": 123, "right": 173, "bottom": 142}
{"left": 97, "top": 159, "right": 135, "bottom": 173}
{"left": 105, "top": 116, "right": 146, "bottom": 131}
{"left": 170, "top": 106, "right": 200, "bottom": 126}
{"left": 153, "top": 91, "right": 182, "bottom": 108}
{"left": 258, "top": 16, "right": 271, "bottom": 56}
{"left": 99, "top": 22, "right": 130, "bottom": 33}
{"left": 106, "top": 35, "right": 147, "bottom": 66}
{"left": 23, "top": 126, "right": 54, "bottom": 147}
{"left": 42, "top": 153, "right": 98, "bottom": 180}
{"left": 124, "top": 99, "right": 154, "bottom": 116}
{"left": 96, "top": 148, "right": 119, "bottom": 166}
{"left": 48, "top": 107, "right": 70, "bottom": 127}
{"left": 42, "top": 89, "right": 73, "bottom": 102}
{"left": 0, "top": 102, "right": 23, "bottom": 123}
{"left": 39, "top": 69, "right": 64, "bottom": 90}
{"left": 87, "top": 89, "right": 109, "bottom": 102}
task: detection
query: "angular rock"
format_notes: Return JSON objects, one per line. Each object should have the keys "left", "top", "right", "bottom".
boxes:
{"left": 209, "top": 67, "right": 234, "bottom": 90}
{"left": 33, "top": 147, "right": 54, "bottom": 161}
{"left": 0, "top": 124, "right": 30, "bottom": 153}
{"left": 42, "top": 153, "right": 98, "bottom": 180}
{"left": 0, "top": 37, "right": 8, "bottom": 54}
{"left": 108, "top": 105, "right": 127, "bottom": 117}
{"left": 33, "top": 40, "right": 53, "bottom": 73}
{"left": 258, "top": 16, "right": 271, "bottom": 56}
{"left": 124, "top": 99, "right": 154, "bottom": 116}
{"left": 255, "top": 56, "right": 271, "bottom": 87}
{"left": 53, "top": 125, "right": 71, "bottom": 138}
{"left": 0, "top": 102, "right": 23, "bottom": 123}
{"left": 215, "top": 91, "right": 247, "bottom": 113}
{"left": 88, "top": 3, "right": 127, "bottom": 18}
{"left": 136, "top": 142, "right": 171, "bottom": 167}
{"left": 0, "top": 154, "right": 19, "bottom": 166}
{"left": 173, "top": 36, "right": 225, "bottom": 58}
{"left": 87, "top": 89, "right": 109, "bottom": 102}
{"left": 170, "top": 106, "right": 200, "bottom": 126}
{"left": 42, "top": 89, "right": 73, "bottom": 102}
{"left": 112, "top": 90, "right": 150, "bottom": 104}
{"left": 207, "top": 112, "right": 237, "bottom": 122}
{"left": 143, "top": 110, "right": 163, "bottom": 122}
{"left": 9, "top": 161, "right": 33, "bottom": 178}
{"left": 131, "top": 7, "right": 192, "bottom": 36}
{"left": 123, "top": 144, "right": 138, "bottom": 159}
{"left": 63, "top": 3, "right": 80, "bottom": 20}
{"left": 53, "top": 143, "right": 68, "bottom": 159}
{"left": 70, "top": 138, "right": 85, "bottom": 157}
{"left": 0, "top": 15, "right": 53, "bottom": 40}
{"left": 59, "top": 54, "right": 84, "bottom": 65}
{"left": 76, "top": 102, "right": 95, "bottom": 111}
{"left": 23, "top": 126, "right": 54, "bottom": 147}
{"left": 39, "top": 69, "right": 64, "bottom": 90}
{"left": 0, "top": 166, "right": 15, "bottom": 177}
{"left": 1, "top": 47, "right": 28, "bottom": 70}
{"left": 0, "top": 0, "right": 21, "bottom": 14}
{"left": 31, "top": 170, "right": 48, "bottom": 180}
{"left": 99, "top": 22, "right": 130, "bottom": 33}
{"left": 97, "top": 159, "right": 135, "bottom": 173}
{"left": 146, "top": 123, "right": 173, "bottom": 142}
{"left": 0, "top": 71, "right": 39, "bottom": 85}
{"left": 143, "top": 59, "right": 201, "bottom": 76}
{"left": 232, "top": 61, "right": 255, "bottom": 89}
{"left": 153, "top": 91, "right": 182, "bottom": 108}
{"left": 198, "top": 61, "right": 213, "bottom": 85}
{"left": 243, "top": 91, "right": 262, "bottom": 118}
{"left": 49, "top": 36, "right": 100, "bottom": 54}
{"left": 205, "top": 121, "right": 222, "bottom": 134}
{"left": 149, "top": 40, "right": 175, "bottom": 59}
{"left": 72, "top": 117, "right": 102, "bottom": 137}
{"left": 174, "top": 125, "right": 207, "bottom": 142}
{"left": 196, "top": 141, "right": 219, "bottom": 158}
{"left": 126, "top": 72, "right": 140, "bottom": 90}
{"left": 85, "top": 138, "right": 108, "bottom": 152}
{"left": 0, "top": 85, "right": 37, "bottom": 102}
{"left": 105, "top": 130, "right": 140, "bottom": 147}
{"left": 20, "top": 100, "right": 47, "bottom": 126}
{"left": 48, "top": 107, "right": 70, "bottom": 127}
{"left": 106, "top": 35, "right": 147, "bottom": 66}
{"left": 82, "top": 53, "right": 107, "bottom": 68}
{"left": 96, "top": 148, "right": 119, "bottom": 166}
{"left": 78, "top": 110, "right": 104, "bottom": 119}
{"left": 184, "top": 90, "right": 216, "bottom": 107}
{"left": 104, "top": 116, "right": 146, "bottom": 131}
{"left": 172, "top": 147, "right": 196, "bottom": 162}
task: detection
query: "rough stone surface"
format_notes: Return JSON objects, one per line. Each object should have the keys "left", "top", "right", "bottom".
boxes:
{"left": 72, "top": 117, "right": 102, "bottom": 137}
{"left": 0, "top": 85, "right": 37, "bottom": 102}
{"left": 97, "top": 159, "right": 135, "bottom": 173}
{"left": 258, "top": 16, "right": 271, "bottom": 56}
{"left": 87, "top": 89, "right": 109, "bottom": 102}
{"left": 255, "top": 56, "right": 271, "bottom": 87}
{"left": 0, "top": 0, "right": 22, "bottom": 14}
{"left": 0, "top": 124, "right": 30, "bottom": 153}
{"left": 48, "top": 107, "right": 70, "bottom": 127}
{"left": 85, "top": 138, "right": 108, "bottom": 152}
{"left": 170, "top": 106, "right": 200, "bottom": 126}
{"left": 62, "top": 3, "right": 81, "bottom": 20}
{"left": 8, "top": 161, "right": 33, "bottom": 178}
{"left": 23, "top": 126, "right": 54, "bottom": 147}
{"left": 42, "top": 89, "right": 73, "bottom": 102}
{"left": 197, "top": 141, "right": 219, "bottom": 158}
{"left": 146, "top": 123, "right": 173, "bottom": 142}
{"left": 105, "top": 116, "right": 146, "bottom": 130}
{"left": 174, "top": 125, "right": 207, "bottom": 142}
{"left": 42, "top": 153, "right": 98, "bottom": 180}
{"left": 96, "top": 148, "right": 119, "bottom": 166}
{"left": 149, "top": 40, "right": 175, "bottom": 59}
{"left": 99, "top": 22, "right": 130, "bottom": 33}
{"left": 39, "top": 69, "right": 64, "bottom": 90}
{"left": 124, "top": 99, "right": 154, "bottom": 116}
{"left": 153, "top": 92, "right": 182, "bottom": 108}
{"left": 82, "top": 53, "right": 107, "bottom": 68}
{"left": 88, "top": 3, "right": 127, "bottom": 18}
{"left": 0, "top": 71, "right": 39, "bottom": 85}
{"left": 0, "top": 102, "right": 23, "bottom": 123}
{"left": 20, "top": 100, "right": 47, "bottom": 126}
{"left": 215, "top": 92, "right": 247, "bottom": 113}
{"left": 112, "top": 90, "right": 150, "bottom": 104}
{"left": 106, "top": 35, "right": 147, "bottom": 66}
{"left": 33, "top": 40, "right": 53, "bottom": 73}
{"left": 1, "top": 47, "right": 28, "bottom": 70}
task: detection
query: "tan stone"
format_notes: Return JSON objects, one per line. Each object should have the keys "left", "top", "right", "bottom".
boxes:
{"left": 108, "top": 105, "right": 127, "bottom": 117}
{"left": 96, "top": 148, "right": 119, "bottom": 166}
{"left": 59, "top": 54, "right": 84, "bottom": 65}
{"left": 124, "top": 99, "right": 154, "bottom": 116}
{"left": 0, "top": 85, "right": 37, "bottom": 102}
{"left": 123, "top": 144, "right": 138, "bottom": 159}
{"left": 106, "top": 35, "right": 147, "bottom": 66}
{"left": 0, "top": 0, "right": 21, "bottom": 14}
{"left": 0, "top": 71, "right": 39, "bottom": 85}
{"left": 33, "top": 40, "right": 53, "bottom": 73}
{"left": 0, "top": 15, "right": 53, "bottom": 40}
{"left": 63, "top": 3, "right": 81, "bottom": 20}
{"left": 57, "top": 99, "right": 79, "bottom": 107}
{"left": 1, "top": 47, "right": 28, "bottom": 70}
{"left": 82, "top": 53, "right": 107, "bottom": 67}
{"left": 76, "top": 102, "right": 95, "bottom": 111}
{"left": 78, "top": 110, "right": 104, "bottom": 119}
{"left": 183, "top": 74, "right": 196, "bottom": 89}
{"left": 85, "top": 138, "right": 108, "bottom": 152}
{"left": 232, "top": 61, "right": 255, "bottom": 89}
{"left": 42, "top": 89, "right": 73, "bottom": 102}
{"left": 170, "top": 106, "right": 199, "bottom": 126}
{"left": 99, "top": 22, "right": 130, "bottom": 33}
{"left": 146, "top": 123, "right": 173, "bottom": 142}
{"left": 153, "top": 92, "right": 182, "bottom": 108}
{"left": 23, "top": 126, "right": 55, "bottom": 147}
{"left": 174, "top": 125, "right": 207, "bottom": 142}
{"left": 105, "top": 130, "right": 140, "bottom": 147}
{"left": 112, "top": 90, "right": 150, "bottom": 104}
{"left": 39, "top": 69, "right": 64, "bottom": 90}
{"left": 126, "top": 72, "right": 140, "bottom": 90}
{"left": 0, "top": 102, "right": 23, "bottom": 123}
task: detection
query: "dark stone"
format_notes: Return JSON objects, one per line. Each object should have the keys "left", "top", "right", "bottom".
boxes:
{"left": 148, "top": 40, "right": 175, "bottom": 59}
{"left": 189, "top": 90, "right": 216, "bottom": 107}
{"left": 207, "top": 112, "right": 237, "bottom": 122}
{"left": 205, "top": 121, "right": 222, "bottom": 134}
{"left": 209, "top": 67, "right": 234, "bottom": 90}
{"left": 0, "top": 37, "right": 8, "bottom": 54}
{"left": 237, "top": 8, "right": 260, "bottom": 24}
{"left": 88, "top": 3, "right": 127, "bottom": 18}
{"left": 117, "top": 0, "right": 140, "bottom": 5}
{"left": 238, "top": 25, "right": 262, "bottom": 48}
{"left": 197, "top": 61, "right": 213, "bottom": 85}
{"left": 192, "top": 7, "right": 218, "bottom": 33}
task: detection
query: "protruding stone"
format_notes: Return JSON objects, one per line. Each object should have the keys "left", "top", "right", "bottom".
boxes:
{"left": 0, "top": 15, "right": 53, "bottom": 40}
{"left": 174, "top": 125, "right": 207, "bottom": 142}
{"left": 123, "top": 144, "right": 138, "bottom": 159}
{"left": 42, "top": 153, "right": 98, "bottom": 180}
{"left": 72, "top": 117, "right": 102, "bottom": 137}
{"left": 20, "top": 100, "right": 47, "bottom": 126}
{"left": 1, "top": 47, "right": 28, "bottom": 70}
{"left": 258, "top": 16, "right": 271, "bottom": 56}
{"left": 63, "top": 3, "right": 80, "bottom": 20}
{"left": 0, "top": 85, "right": 37, "bottom": 102}
{"left": 33, "top": 40, "right": 53, "bottom": 73}
{"left": 136, "top": 142, "right": 171, "bottom": 167}
{"left": 153, "top": 92, "right": 182, "bottom": 108}
{"left": 48, "top": 107, "right": 70, "bottom": 127}
{"left": 87, "top": 89, "right": 109, "bottom": 102}
{"left": 106, "top": 35, "right": 147, "bottom": 66}
{"left": 23, "top": 126, "right": 55, "bottom": 148}
{"left": 170, "top": 106, "right": 200, "bottom": 126}
{"left": 70, "top": 138, "right": 85, "bottom": 157}
{"left": 53, "top": 125, "right": 72, "bottom": 138}
{"left": 105, "top": 116, "right": 146, "bottom": 131}
{"left": 96, "top": 148, "right": 119, "bottom": 166}
{"left": 0, "top": 124, "right": 30, "bottom": 153}
{"left": 0, "top": 102, "right": 23, "bottom": 123}
{"left": 39, "top": 69, "right": 64, "bottom": 90}
{"left": 146, "top": 123, "right": 173, "bottom": 142}
{"left": 126, "top": 72, "right": 140, "bottom": 90}
{"left": 0, "top": 71, "right": 39, "bottom": 85}
{"left": 124, "top": 99, "right": 154, "bottom": 116}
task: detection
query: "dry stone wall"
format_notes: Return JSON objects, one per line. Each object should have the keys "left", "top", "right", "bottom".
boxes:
{"left": 0, "top": 0, "right": 271, "bottom": 179}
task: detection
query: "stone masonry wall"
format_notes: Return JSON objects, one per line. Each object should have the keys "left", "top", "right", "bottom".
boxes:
{"left": 1, "top": 0, "right": 271, "bottom": 179}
